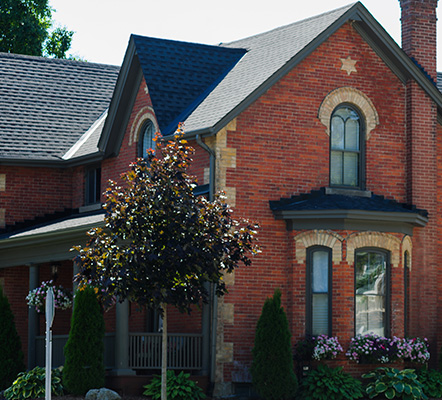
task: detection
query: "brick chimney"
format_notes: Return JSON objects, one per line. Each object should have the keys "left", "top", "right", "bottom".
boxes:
{"left": 399, "top": 0, "right": 438, "bottom": 81}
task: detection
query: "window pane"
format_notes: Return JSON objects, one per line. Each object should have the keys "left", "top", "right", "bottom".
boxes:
{"left": 141, "top": 122, "right": 155, "bottom": 157}
{"left": 345, "top": 119, "right": 359, "bottom": 150}
{"left": 356, "top": 251, "right": 387, "bottom": 336}
{"left": 312, "top": 294, "right": 329, "bottom": 336}
{"left": 313, "top": 251, "right": 328, "bottom": 292}
{"left": 356, "top": 252, "right": 385, "bottom": 295}
{"left": 355, "top": 295, "right": 385, "bottom": 336}
{"left": 343, "top": 152, "right": 358, "bottom": 186}
{"left": 331, "top": 117, "right": 344, "bottom": 149}
{"left": 330, "top": 151, "right": 342, "bottom": 185}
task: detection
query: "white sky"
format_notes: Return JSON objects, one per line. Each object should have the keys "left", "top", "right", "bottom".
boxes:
{"left": 49, "top": 0, "right": 442, "bottom": 70}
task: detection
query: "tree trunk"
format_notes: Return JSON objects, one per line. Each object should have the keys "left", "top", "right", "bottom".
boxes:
{"left": 161, "top": 304, "right": 167, "bottom": 400}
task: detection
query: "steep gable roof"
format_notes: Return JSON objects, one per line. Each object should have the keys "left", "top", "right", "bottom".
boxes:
{"left": 184, "top": 3, "right": 356, "bottom": 133}
{"left": 0, "top": 53, "right": 119, "bottom": 164}
{"left": 103, "top": 1, "right": 442, "bottom": 156}
{"left": 133, "top": 35, "right": 246, "bottom": 135}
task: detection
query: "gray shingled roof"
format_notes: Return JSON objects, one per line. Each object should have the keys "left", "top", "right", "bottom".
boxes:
{"left": 182, "top": 3, "right": 356, "bottom": 132}
{"left": 0, "top": 53, "right": 119, "bottom": 162}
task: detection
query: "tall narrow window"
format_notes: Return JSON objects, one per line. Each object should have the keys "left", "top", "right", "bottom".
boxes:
{"left": 330, "top": 105, "right": 363, "bottom": 188}
{"left": 138, "top": 120, "right": 155, "bottom": 158}
{"left": 307, "top": 247, "right": 332, "bottom": 336}
{"left": 85, "top": 166, "right": 101, "bottom": 205}
{"left": 404, "top": 251, "right": 410, "bottom": 337}
{"left": 355, "top": 249, "right": 389, "bottom": 336}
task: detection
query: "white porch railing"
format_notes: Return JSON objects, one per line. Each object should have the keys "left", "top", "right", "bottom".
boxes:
{"left": 129, "top": 332, "right": 203, "bottom": 370}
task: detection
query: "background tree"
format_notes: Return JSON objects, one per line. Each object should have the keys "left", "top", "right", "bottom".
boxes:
{"left": 251, "top": 289, "right": 298, "bottom": 400}
{"left": 0, "top": 0, "right": 74, "bottom": 58}
{"left": 63, "top": 286, "right": 105, "bottom": 395}
{"left": 73, "top": 125, "right": 259, "bottom": 399}
{"left": 0, "top": 286, "right": 24, "bottom": 389}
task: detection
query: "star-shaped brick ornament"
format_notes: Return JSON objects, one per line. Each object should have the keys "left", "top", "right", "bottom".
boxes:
{"left": 340, "top": 56, "right": 357, "bottom": 75}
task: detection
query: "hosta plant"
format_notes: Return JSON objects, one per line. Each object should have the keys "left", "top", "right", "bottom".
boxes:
{"left": 4, "top": 366, "right": 64, "bottom": 400}
{"left": 298, "top": 364, "right": 364, "bottom": 400}
{"left": 143, "top": 370, "right": 206, "bottom": 400}
{"left": 416, "top": 368, "right": 442, "bottom": 399}
{"left": 363, "top": 367, "right": 427, "bottom": 400}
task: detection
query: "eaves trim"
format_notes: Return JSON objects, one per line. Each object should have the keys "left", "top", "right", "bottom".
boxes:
{"left": 272, "top": 209, "right": 427, "bottom": 235}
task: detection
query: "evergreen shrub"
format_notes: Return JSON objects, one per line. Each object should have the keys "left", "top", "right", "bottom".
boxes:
{"left": 0, "top": 286, "right": 24, "bottom": 389}
{"left": 63, "top": 285, "right": 105, "bottom": 395}
{"left": 251, "top": 289, "right": 297, "bottom": 400}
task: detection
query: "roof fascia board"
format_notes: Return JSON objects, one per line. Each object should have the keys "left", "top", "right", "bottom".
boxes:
{"left": 98, "top": 37, "right": 142, "bottom": 156}
{"left": 0, "top": 152, "right": 104, "bottom": 168}
{"left": 352, "top": 22, "right": 407, "bottom": 83}
{"left": 0, "top": 227, "right": 91, "bottom": 268}
{"left": 273, "top": 209, "right": 428, "bottom": 227}
{"left": 352, "top": 7, "right": 442, "bottom": 111}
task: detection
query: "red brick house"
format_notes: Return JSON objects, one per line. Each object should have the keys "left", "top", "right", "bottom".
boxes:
{"left": 1, "top": 0, "right": 442, "bottom": 396}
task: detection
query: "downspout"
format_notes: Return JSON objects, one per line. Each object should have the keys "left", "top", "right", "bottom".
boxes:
{"left": 195, "top": 135, "right": 218, "bottom": 391}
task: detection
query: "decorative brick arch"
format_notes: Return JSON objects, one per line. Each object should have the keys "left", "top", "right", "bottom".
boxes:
{"left": 129, "top": 106, "right": 159, "bottom": 146}
{"left": 402, "top": 236, "right": 412, "bottom": 270}
{"left": 294, "top": 230, "right": 344, "bottom": 264}
{"left": 346, "top": 232, "right": 401, "bottom": 266}
{"left": 318, "top": 87, "right": 379, "bottom": 139}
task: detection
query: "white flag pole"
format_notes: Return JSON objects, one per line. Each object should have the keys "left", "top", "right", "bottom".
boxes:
{"left": 45, "top": 287, "right": 55, "bottom": 400}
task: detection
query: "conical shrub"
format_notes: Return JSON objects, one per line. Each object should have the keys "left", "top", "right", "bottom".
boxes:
{"left": 0, "top": 286, "right": 24, "bottom": 389}
{"left": 251, "top": 289, "right": 297, "bottom": 400}
{"left": 63, "top": 286, "right": 105, "bottom": 395}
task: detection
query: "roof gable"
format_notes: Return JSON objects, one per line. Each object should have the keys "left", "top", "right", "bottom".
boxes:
{"left": 0, "top": 53, "right": 119, "bottom": 164}
{"left": 133, "top": 35, "right": 246, "bottom": 135}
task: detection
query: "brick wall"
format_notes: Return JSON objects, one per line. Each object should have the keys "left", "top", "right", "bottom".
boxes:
{"left": 0, "top": 166, "right": 74, "bottom": 227}
{"left": 209, "top": 21, "right": 435, "bottom": 386}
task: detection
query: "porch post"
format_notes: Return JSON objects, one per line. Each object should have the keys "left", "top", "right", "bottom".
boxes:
{"left": 111, "top": 299, "right": 135, "bottom": 375}
{"left": 28, "top": 264, "right": 39, "bottom": 369}
{"left": 201, "top": 282, "right": 211, "bottom": 375}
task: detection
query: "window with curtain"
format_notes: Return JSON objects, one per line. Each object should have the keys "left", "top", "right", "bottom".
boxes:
{"left": 355, "top": 249, "right": 389, "bottom": 336}
{"left": 307, "top": 247, "right": 332, "bottom": 336}
{"left": 330, "top": 105, "right": 363, "bottom": 188}
{"left": 138, "top": 120, "right": 155, "bottom": 158}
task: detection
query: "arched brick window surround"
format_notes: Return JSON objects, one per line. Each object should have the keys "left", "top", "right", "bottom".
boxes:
{"left": 129, "top": 106, "right": 159, "bottom": 146}
{"left": 294, "top": 230, "right": 344, "bottom": 264}
{"left": 318, "top": 87, "right": 379, "bottom": 139}
{"left": 346, "top": 232, "right": 400, "bottom": 266}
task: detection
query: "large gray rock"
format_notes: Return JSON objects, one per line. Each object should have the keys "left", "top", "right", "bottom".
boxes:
{"left": 85, "top": 388, "right": 121, "bottom": 400}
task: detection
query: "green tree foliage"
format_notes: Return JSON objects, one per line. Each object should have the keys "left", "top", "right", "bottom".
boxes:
{"left": 73, "top": 126, "right": 259, "bottom": 312}
{"left": 251, "top": 289, "right": 297, "bottom": 400}
{"left": 0, "top": 286, "right": 24, "bottom": 390}
{"left": 0, "top": 0, "right": 74, "bottom": 58}
{"left": 63, "top": 286, "right": 105, "bottom": 395}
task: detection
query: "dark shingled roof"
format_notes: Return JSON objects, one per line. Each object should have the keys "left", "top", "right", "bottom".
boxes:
{"left": 0, "top": 53, "right": 119, "bottom": 162}
{"left": 270, "top": 188, "right": 428, "bottom": 217}
{"left": 132, "top": 35, "right": 246, "bottom": 136}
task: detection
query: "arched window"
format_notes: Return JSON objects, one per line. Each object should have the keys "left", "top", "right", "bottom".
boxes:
{"left": 306, "top": 246, "right": 332, "bottom": 336}
{"left": 355, "top": 249, "right": 390, "bottom": 336}
{"left": 138, "top": 120, "right": 155, "bottom": 158}
{"left": 330, "top": 105, "right": 364, "bottom": 188}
